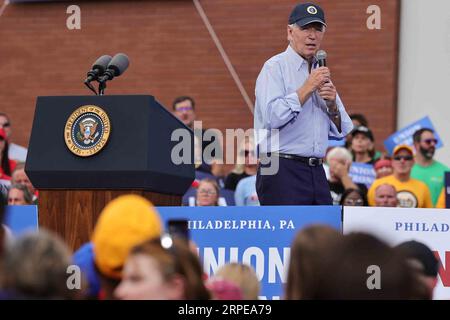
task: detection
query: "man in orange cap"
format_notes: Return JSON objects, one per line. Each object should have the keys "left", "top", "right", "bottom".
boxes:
{"left": 368, "top": 145, "right": 432, "bottom": 208}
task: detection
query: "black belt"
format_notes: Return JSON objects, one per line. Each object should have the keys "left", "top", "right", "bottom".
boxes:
{"left": 272, "top": 153, "right": 324, "bottom": 166}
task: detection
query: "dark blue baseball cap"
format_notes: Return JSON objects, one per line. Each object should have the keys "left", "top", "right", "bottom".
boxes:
{"left": 288, "top": 3, "right": 327, "bottom": 27}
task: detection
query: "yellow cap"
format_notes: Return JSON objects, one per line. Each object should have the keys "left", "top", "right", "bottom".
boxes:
{"left": 393, "top": 144, "right": 414, "bottom": 156}
{"left": 92, "top": 195, "right": 162, "bottom": 279}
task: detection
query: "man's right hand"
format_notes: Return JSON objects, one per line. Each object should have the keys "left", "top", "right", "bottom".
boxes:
{"left": 308, "top": 67, "right": 331, "bottom": 90}
{"left": 297, "top": 67, "right": 331, "bottom": 105}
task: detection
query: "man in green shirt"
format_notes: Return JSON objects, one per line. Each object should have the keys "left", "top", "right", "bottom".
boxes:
{"left": 411, "top": 128, "right": 449, "bottom": 206}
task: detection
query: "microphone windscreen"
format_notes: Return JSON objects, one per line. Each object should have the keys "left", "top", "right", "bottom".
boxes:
{"left": 108, "top": 53, "right": 130, "bottom": 76}
{"left": 91, "top": 55, "right": 113, "bottom": 74}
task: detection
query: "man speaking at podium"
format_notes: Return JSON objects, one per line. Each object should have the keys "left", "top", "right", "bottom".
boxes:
{"left": 254, "top": 2, "right": 353, "bottom": 205}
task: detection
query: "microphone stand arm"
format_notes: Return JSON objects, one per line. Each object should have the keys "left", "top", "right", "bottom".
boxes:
{"left": 84, "top": 80, "right": 98, "bottom": 95}
{"left": 98, "top": 80, "right": 107, "bottom": 96}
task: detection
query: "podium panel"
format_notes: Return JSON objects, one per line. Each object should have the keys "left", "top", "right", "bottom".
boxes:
{"left": 26, "top": 95, "right": 194, "bottom": 249}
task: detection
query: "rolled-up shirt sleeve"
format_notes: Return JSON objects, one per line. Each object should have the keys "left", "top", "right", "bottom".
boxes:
{"left": 328, "top": 93, "right": 354, "bottom": 138}
{"left": 255, "top": 62, "right": 302, "bottom": 130}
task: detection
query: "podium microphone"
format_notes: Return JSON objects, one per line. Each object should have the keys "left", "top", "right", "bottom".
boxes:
{"left": 84, "top": 55, "right": 112, "bottom": 95}
{"left": 98, "top": 53, "right": 130, "bottom": 95}
{"left": 85, "top": 55, "right": 113, "bottom": 83}
{"left": 98, "top": 53, "right": 130, "bottom": 84}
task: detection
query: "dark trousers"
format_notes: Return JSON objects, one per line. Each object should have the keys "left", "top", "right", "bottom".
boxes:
{"left": 256, "top": 157, "right": 332, "bottom": 205}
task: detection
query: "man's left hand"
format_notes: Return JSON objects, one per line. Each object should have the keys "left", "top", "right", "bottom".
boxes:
{"left": 318, "top": 81, "right": 337, "bottom": 108}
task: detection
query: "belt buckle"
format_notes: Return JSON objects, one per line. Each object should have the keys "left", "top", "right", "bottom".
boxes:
{"left": 308, "top": 158, "right": 321, "bottom": 166}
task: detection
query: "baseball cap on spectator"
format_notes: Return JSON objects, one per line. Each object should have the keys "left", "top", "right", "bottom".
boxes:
{"left": 191, "top": 180, "right": 200, "bottom": 188}
{"left": 395, "top": 241, "right": 440, "bottom": 277}
{"left": 288, "top": 3, "right": 326, "bottom": 27}
{"left": 0, "top": 128, "right": 7, "bottom": 140}
{"left": 393, "top": 144, "right": 414, "bottom": 156}
{"left": 92, "top": 195, "right": 162, "bottom": 279}
{"left": 374, "top": 159, "right": 392, "bottom": 171}
{"left": 351, "top": 126, "right": 374, "bottom": 141}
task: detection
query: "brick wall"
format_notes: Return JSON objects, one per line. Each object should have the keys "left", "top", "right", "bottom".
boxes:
{"left": 0, "top": 0, "right": 399, "bottom": 156}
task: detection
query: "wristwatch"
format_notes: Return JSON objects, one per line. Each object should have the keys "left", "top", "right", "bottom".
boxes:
{"left": 326, "top": 107, "right": 340, "bottom": 118}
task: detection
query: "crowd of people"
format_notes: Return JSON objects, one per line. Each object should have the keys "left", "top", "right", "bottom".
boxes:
{"left": 0, "top": 96, "right": 447, "bottom": 210}
{"left": 0, "top": 114, "right": 36, "bottom": 206}
{"left": 0, "top": 194, "right": 440, "bottom": 299}
{"left": 171, "top": 96, "right": 448, "bottom": 210}
{"left": 0, "top": 91, "right": 446, "bottom": 300}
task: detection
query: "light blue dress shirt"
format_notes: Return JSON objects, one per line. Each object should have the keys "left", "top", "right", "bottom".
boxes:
{"left": 254, "top": 45, "right": 353, "bottom": 158}
{"left": 235, "top": 175, "right": 260, "bottom": 206}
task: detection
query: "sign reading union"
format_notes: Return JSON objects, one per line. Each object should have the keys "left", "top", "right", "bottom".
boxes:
{"left": 64, "top": 105, "right": 111, "bottom": 157}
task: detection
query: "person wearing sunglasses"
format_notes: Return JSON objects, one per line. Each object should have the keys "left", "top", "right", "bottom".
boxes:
{"left": 411, "top": 128, "right": 449, "bottom": 207}
{"left": 368, "top": 145, "right": 432, "bottom": 208}
{"left": 225, "top": 137, "right": 257, "bottom": 191}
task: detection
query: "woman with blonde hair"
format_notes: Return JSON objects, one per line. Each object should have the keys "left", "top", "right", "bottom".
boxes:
{"left": 212, "top": 262, "right": 260, "bottom": 300}
{"left": 224, "top": 136, "right": 257, "bottom": 191}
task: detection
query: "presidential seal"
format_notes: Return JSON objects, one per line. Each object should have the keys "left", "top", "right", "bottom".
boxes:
{"left": 307, "top": 5, "right": 318, "bottom": 14}
{"left": 64, "top": 105, "right": 111, "bottom": 157}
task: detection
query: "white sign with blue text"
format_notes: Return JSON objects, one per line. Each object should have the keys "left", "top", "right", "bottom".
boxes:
{"left": 343, "top": 206, "right": 450, "bottom": 300}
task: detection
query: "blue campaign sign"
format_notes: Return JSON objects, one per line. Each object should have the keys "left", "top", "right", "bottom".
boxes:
{"left": 157, "top": 205, "right": 342, "bottom": 300}
{"left": 4, "top": 205, "right": 39, "bottom": 236}
{"left": 349, "top": 162, "right": 376, "bottom": 188}
{"left": 328, "top": 136, "right": 346, "bottom": 147}
{"left": 384, "top": 116, "right": 443, "bottom": 155}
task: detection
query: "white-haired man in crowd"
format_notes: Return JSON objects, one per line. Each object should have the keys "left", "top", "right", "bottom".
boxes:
{"left": 326, "top": 147, "right": 367, "bottom": 205}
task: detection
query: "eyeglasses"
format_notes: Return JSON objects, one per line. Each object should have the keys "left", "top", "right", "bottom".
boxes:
{"left": 175, "top": 106, "right": 193, "bottom": 112}
{"left": 393, "top": 155, "right": 413, "bottom": 161}
{"left": 198, "top": 189, "right": 217, "bottom": 196}
{"left": 422, "top": 138, "right": 437, "bottom": 145}
{"left": 0, "top": 122, "right": 10, "bottom": 128}
{"left": 344, "top": 199, "right": 364, "bottom": 206}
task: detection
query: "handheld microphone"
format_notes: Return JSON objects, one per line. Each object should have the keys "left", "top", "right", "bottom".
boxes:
{"left": 98, "top": 53, "right": 130, "bottom": 83}
{"left": 316, "top": 50, "right": 327, "bottom": 67}
{"left": 84, "top": 55, "right": 112, "bottom": 84}
{"left": 315, "top": 50, "right": 335, "bottom": 108}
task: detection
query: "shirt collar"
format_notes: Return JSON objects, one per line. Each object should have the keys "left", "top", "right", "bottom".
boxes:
{"left": 286, "top": 45, "right": 318, "bottom": 71}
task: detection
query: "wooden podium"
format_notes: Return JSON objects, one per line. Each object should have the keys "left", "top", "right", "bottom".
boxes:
{"left": 26, "top": 95, "right": 194, "bottom": 250}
